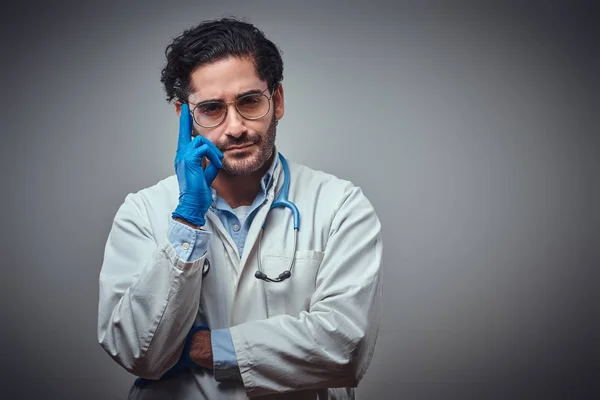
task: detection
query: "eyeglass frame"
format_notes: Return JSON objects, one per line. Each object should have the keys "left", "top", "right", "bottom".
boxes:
{"left": 187, "top": 86, "right": 276, "bottom": 128}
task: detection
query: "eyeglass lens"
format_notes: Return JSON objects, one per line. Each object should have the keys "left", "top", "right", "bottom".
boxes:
{"left": 193, "top": 92, "right": 270, "bottom": 127}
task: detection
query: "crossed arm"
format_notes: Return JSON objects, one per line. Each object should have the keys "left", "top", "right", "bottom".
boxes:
{"left": 98, "top": 185, "right": 382, "bottom": 395}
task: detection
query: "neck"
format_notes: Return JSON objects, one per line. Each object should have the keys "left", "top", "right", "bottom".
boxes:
{"left": 211, "top": 152, "right": 275, "bottom": 209}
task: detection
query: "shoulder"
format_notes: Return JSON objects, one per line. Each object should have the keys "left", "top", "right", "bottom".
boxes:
{"left": 287, "top": 159, "right": 377, "bottom": 218}
{"left": 117, "top": 175, "right": 178, "bottom": 222}
{"left": 288, "top": 160, "right": 358, "bottom": 198}
{"left": 286, "top": 159, "right": 381, "bottom": 243}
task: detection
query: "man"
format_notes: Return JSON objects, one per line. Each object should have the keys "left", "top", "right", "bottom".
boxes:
{"left": 98, "top": 18, "right": 383, "bottom": 399}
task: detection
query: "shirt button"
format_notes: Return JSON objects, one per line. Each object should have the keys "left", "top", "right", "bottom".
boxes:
{"left": 232, "top": 224, "right": 240, "bottom": 232}
{"left": 182, "top": 242, "right": 190, "bottom": 250}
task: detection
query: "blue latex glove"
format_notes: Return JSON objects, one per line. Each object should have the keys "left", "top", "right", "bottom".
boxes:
{"left": 134, "top": 325, "right": 210, "bottom": 387}
{"left": 171, "top": 103, "right": 223, "bottom": 227}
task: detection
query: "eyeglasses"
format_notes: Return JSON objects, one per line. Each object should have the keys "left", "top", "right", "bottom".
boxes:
{"left": 188, "top": 87, "right": 274, "bottom": 128}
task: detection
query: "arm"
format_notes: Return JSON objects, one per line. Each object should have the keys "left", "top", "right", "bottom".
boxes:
{"left": 98, "top": 105, "right": 223, "bottom": 379}
{"left": 97, "top": 195, "right": 210, "bottom": 379}
{"left": 230, "top": 185, "right": 383, "bottom": 397}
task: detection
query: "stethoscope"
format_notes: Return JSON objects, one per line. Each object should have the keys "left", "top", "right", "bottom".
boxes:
{"left": 201, "top": 153, "right": 300, "bottom": 283}
{"left": 255, "top": 153, "right": 300, "bottom": 282}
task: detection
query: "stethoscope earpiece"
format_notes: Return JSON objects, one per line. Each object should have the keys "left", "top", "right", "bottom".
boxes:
{"left": 255, "top": 270, "right": 267, "bottom": 280}
{"left": 278, "top": 271, "right": 291, "bottom": 280}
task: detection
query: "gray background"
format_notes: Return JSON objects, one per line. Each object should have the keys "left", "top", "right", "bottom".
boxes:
{"left": 0, "top": 0, "right": 598, "bottom": 399}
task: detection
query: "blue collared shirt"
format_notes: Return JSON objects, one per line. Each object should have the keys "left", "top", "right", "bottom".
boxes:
{"left": 167, "top": 152, "right": 279, "bottom": 381}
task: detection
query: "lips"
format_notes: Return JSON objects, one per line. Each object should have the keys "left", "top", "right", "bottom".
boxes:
{"left": 224, "top": 143, "right": 254, "bottom": 151}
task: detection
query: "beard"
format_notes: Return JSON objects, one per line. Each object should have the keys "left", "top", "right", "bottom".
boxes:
{"left": 213, "top": 113, "right": 277, "bottom": 176}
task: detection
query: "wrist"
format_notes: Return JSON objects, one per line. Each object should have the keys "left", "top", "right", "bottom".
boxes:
{"left": 171, "top": 209, "right": 206, "bottom": 228}
{"left": 172, "top": 216, "right": 203, "bottom": 230}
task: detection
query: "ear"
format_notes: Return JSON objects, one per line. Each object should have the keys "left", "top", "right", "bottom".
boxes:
{"left": 175, "top": 100, "right": 182, "bottom": 117}
{"left": 273, "top": 84, "right": 284, "bottom": 121}
{"left": 175, "top": 100, "right": 183, "bottom": 117}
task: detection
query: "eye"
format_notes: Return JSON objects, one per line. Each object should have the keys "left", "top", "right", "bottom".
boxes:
{"left": 237, "top": 95, "right": 262, "bottom": 108}
{"left": 198, "top": 102, "right": 224, "bottom": 115}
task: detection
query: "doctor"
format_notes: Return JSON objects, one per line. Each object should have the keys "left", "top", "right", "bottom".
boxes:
{"left": 98, "top": 17, "right": 383, "bottom": 399}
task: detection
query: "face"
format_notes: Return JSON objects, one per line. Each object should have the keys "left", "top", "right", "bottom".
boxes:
{"left": 181, "top": 56, "right": 284, "bottom": 176}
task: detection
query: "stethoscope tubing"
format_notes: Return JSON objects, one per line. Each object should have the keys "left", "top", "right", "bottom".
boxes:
{"left": 203, "top": 153, "right": 299, "bottom": 283}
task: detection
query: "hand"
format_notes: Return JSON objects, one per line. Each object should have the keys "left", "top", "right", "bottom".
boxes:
{"left": 190, "top": 330, "right": 213, "bottom": 369}
{"left": 133, "top": 325, "right": 210, "bottom": 387}
{"left": 172, "top": 104, "right": 223, "bottom": 227}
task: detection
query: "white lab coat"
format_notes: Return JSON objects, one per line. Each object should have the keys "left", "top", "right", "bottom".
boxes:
{"left": 98, "top": 155, "right": 383, "bottom": 399}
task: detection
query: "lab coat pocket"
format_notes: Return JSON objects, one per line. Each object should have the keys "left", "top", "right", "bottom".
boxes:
{"left": 261, "top": 250, "right": 324, "bottom": 316}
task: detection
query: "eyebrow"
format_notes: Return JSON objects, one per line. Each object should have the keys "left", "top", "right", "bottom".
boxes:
{"left": 197, "top": 88, "right": 265, "bottom": 104}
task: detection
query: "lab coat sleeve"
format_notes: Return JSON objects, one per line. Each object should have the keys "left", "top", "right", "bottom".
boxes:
{"left": 229, "top": 185, "right": 383, "bottom": 397}
{"left": 97, "top": 193, "right": 210, "bottom": 380}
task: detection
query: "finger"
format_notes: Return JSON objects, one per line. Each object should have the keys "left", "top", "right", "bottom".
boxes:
{"left": 191, "top": 135, "right": 224, "bottom": 159}
{"left": 191, "top": 143, "right": 223, "bottom": 169}
{"left": 204, "top": 145, "right": 224, "bottom": 170}
{"left": 204, "top": 163, "right": 219, "bottom": 186}
{"left": 177, "top": 104, "right": 192, "bottom": 153}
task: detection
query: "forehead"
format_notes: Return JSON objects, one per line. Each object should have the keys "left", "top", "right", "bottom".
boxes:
{"left": 187, "top": 56, "right": 266, "bottom": 102}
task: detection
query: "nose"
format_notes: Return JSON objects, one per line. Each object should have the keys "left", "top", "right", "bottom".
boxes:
{"left": 223, "top": 103, "right": 247, "bottom": 138}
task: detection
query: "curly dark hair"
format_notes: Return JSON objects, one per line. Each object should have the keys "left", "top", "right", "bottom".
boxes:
{"left": 160, "top": 17, "right": 284, "bottom": 104}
